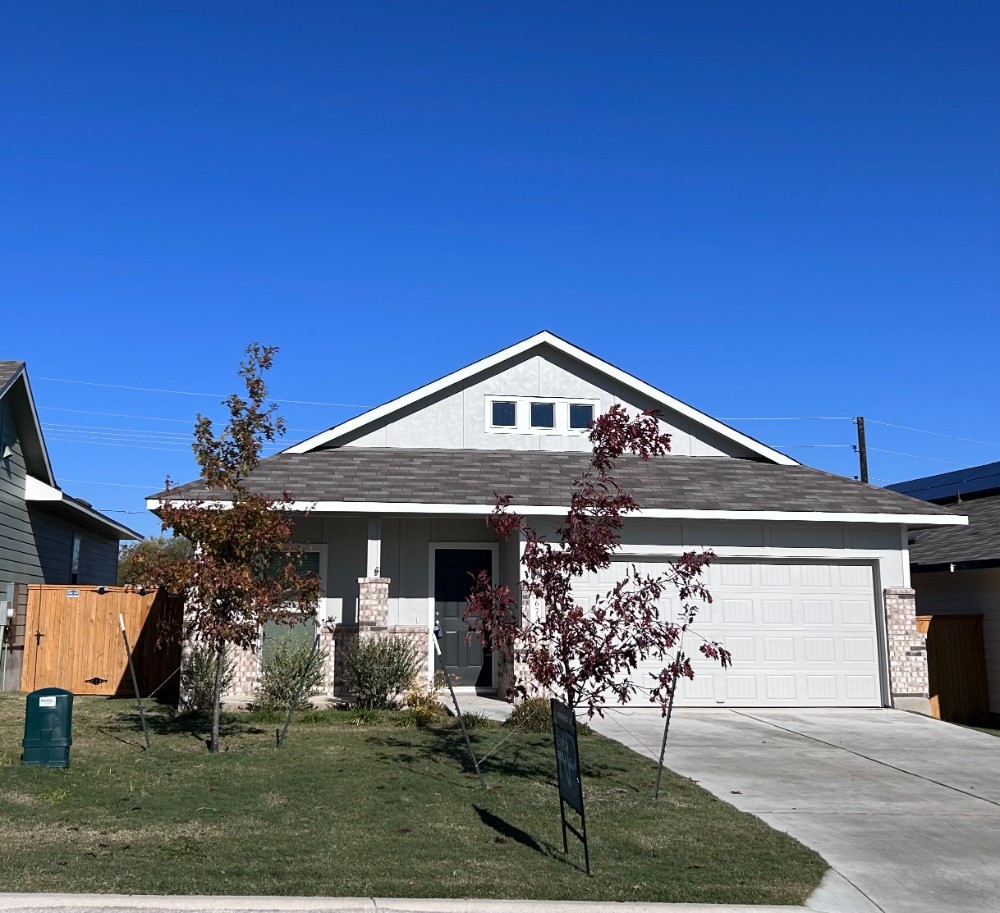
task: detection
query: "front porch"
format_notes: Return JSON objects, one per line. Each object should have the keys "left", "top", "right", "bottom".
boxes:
{"left": 223, "top": 514, "right": 523, "bottom": 704}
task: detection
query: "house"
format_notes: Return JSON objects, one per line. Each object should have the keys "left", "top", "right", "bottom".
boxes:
{"left": 1, "top": 361, "right": 141, "bottom": 688}
{"left": 888, "top": 463, "right": 1000, "bottom": 715}
{"left": 148, "top": 332, "right": 965, "bottom": 712}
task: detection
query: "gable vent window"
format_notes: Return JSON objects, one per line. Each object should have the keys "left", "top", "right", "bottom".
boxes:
{"left": 530, "top": 402, "right": 555, "bottom": 429}
{"left": 491, "top": 401, "right": 517, "bottom": 428}
{"left": 569, "top": 403, "right": 595, "bottom": 430}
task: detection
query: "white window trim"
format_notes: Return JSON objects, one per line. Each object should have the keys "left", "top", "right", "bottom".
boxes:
{"left": 484, "top": 395, "right": 601, "bottom": 436}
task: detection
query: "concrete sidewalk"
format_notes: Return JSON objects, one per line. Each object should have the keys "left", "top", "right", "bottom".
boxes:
{"left": 0, "top": 893, "right": 825, "bottom": 913}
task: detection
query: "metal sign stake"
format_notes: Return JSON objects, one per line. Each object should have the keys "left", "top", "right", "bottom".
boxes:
{"left": 433, "top": 628, "right": 485, "bottom": 789}
{"left": 119, "top": 613, "right": 151, "bottom": 751}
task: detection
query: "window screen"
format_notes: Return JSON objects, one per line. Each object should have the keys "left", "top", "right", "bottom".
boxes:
{"left": 569, "top": 403, "right": 595, "bottom": 429}
{"left": 491, "top": 400, "right": 516, "bottom": 427}
{"left": 530, "top": 402, "right": 555, "bottom": 429}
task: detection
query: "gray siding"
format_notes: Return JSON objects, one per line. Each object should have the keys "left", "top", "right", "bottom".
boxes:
{"left": 336, "top": 348, "right": 761, "bottom": 458}
{"left": 0, "top": 397, "right": 119, "bottom": 588}
{"left": 913, "top": 568, "right": 1000, "bottom": 713}
{"left": 0, "top": 396, "right": 39, "bottom": 586}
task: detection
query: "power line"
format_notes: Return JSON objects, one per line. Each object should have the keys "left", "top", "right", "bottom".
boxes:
{"left": 61, "top": 478, "right": 161, "bottom": 490}
{"left": 772, "top": 443, "right": 853, "bottom": 448}
{"left": 40, "top": 407, "right": 324, "bottom": 435}
{"left": 867, "top": 447, "right": 961, "bottom": 465}
{"left": 719, "top": 416, "right": 852, "bottom": 421}
{"left": 867, "top": 419, "right": 1000, "bottom": 449}
{"left": 35, "top": 375, "right": 366, "bottom": 408}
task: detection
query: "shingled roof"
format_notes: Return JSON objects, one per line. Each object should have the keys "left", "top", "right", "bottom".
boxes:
{"left": 150, "top": 448, "right": 957, "bottom": 520}
{"left": 908, "top": 494, "right": 1000, "bottom": 568}
{"left": 0, "top": 361, "right": 25, "bottom": 396}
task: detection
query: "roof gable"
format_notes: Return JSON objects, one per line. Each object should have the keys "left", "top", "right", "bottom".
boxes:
{"left": 0, "top": 361, "right": 55, "bottom": 485}
{"left": 284, "top": 332, "right": 796, "bottom": 465}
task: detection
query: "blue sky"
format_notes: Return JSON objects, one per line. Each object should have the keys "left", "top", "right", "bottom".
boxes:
{"left": 2, "top": 2, "right": 998, "bottom": 537}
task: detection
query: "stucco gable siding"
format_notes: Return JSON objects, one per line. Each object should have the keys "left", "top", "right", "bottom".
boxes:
{"left": 335, "top": 348, "right": 759, "bottom": 457}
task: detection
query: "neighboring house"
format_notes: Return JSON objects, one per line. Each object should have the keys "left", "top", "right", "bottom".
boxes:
{"left": 149, "top": 332, "right": 964, "bottom": 712}
{"left": 888, "top": 463, "right": 1000, "bottom": 714}
{"left": 1, "top": 361, "right": 141, "bottom": 688}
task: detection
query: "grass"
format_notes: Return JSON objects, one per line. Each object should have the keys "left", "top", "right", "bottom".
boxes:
{"left": 0, "top": 694, "right": 826, "bottom": 903}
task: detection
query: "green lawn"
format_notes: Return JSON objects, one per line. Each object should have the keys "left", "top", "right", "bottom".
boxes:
{"left": 0, "top": 694, "right": 826, "bottom": 904}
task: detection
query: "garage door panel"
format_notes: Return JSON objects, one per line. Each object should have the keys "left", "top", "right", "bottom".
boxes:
{"left": 575, "top": 559, "right": 881, "bottom": 708}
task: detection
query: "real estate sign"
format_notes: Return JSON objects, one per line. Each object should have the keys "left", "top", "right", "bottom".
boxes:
{"left": 550, "top": 698, "right": 590, "bottom": 874}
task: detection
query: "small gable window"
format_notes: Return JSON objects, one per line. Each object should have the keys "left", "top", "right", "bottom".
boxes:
{"left": 569, "top": 403, "right": 595, "bottom": 430}
{"left": 530, "top": 402, "right": 555, "bottom": 429}
{"left": 491, "top": 401, "right": 517, "bottom": 428}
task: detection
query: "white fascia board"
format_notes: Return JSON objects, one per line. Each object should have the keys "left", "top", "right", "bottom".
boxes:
{"left": 146, "top": 497, "right": 967, "bottom": 527}
{"left": 28, "top": 474, "right": 141, "bottom": 540}
{"left": 281, "top": 331, "right": 797, "bottom": 466}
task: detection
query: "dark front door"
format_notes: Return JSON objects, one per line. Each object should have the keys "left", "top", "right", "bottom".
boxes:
{"left": 435, "top": 548, "right": 493, "bottom": 689}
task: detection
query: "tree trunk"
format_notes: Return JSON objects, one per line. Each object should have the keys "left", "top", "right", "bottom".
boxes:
{"left": 210, "top": 640, "right": 226, "bottom": 753}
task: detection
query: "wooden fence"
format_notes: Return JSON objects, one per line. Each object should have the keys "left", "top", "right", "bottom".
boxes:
{"left": 19, "top": 585, "right": 183, "bottom": 698}
{"left": 916, "top": 613, "right": 990, "bottom": 724}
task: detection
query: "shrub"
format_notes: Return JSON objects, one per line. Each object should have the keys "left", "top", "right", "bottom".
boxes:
{"left": 346, "top": 707, "right": 390, "bottom": 726}
{"left": 181, "top": 644, "right": 235, "bottom": 714}
{"left": 503, "top": 696, "right": 552, "bottom": 733}
{"left": 458, "top": 710, "right": 500, "bottom": 730}
{"left": 253, "top": 631, "right": 328, "bottom": 713}
{"left": 345, "top": 634, "right": 422, "bottom": 709}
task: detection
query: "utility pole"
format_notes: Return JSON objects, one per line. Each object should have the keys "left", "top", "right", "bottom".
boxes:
{"left": 854, "top": 416, "right": 869, "bottom": 483}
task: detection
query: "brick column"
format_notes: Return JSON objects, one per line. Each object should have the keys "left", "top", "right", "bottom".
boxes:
{"left": 884, "top": 587, "right": 931, "bottom": 715}
{"left": 358, "top": 577, "right": 389, "bottom": 631}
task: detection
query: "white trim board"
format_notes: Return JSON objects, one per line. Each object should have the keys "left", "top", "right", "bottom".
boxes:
{"left": 281, "top": 331, "right": 797, "bottom": 465}
{"left": 145, "top": 497, "right": 968, "bottom": 527}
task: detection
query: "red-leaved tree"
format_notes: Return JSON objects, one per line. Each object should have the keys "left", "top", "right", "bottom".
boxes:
{"left": 466, "top": 405, "right": 731, "bottom": 717}
{"left": 150, "top": 344, "right": 321, "bottom": 751}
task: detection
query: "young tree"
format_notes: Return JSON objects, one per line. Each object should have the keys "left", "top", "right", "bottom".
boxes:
{"left": 151, "top": 344, "right": 320, "bottom": 751}
{"left": 117, "top": 535, "right": 193, "bottom": 586}
{"left": 467, "top": 405, "right": 731, "bottom": 718}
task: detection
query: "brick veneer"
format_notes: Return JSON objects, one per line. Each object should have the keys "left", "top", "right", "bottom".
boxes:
{"left": 200, "top": 576, "right": 430, "bottom": 706}
{"left": 884, "top": 587, "right": 931, "bottom": 715}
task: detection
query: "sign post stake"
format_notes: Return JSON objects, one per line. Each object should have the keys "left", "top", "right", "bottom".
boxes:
{"left": 433, "top": 628, "right": 485, "bottom": 789}
{"left": 653, "top": 682, "right": 677, "bottom": 801}
{"left": 119, "top": 613, "right": 151, "bottom": 751}
{"left": 551, "top": 698, "right": 591, "bottom": 874}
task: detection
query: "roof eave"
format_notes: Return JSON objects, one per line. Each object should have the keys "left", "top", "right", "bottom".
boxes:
{"left": 145, "top": 496, "right": 965, "bottom": 526}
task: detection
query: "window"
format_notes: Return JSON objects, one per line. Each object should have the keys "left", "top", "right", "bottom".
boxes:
{"left": 491, "top": 400, "right": 517, "bottom": 427}
{"left": 530, "top": 402, "right": 555, "bottom": 429}
{"left": 569, "top": 403, "right": 595, "bottom": 430}
{"left": 69, "top": 534, "right": 82, "bottom": 585}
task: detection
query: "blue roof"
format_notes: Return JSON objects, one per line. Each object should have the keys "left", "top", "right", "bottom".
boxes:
{"left": 887, "top": 461, "right": 1000, "bottom": 503}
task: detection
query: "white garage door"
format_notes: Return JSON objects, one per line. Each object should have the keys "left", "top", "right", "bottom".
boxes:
{"left": 573, "top": 560, "right": 883, "bottom": 708}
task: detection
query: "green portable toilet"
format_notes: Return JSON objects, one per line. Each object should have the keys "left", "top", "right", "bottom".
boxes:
{"left": 22, "top": 687, "right": 73, "bottom": 768}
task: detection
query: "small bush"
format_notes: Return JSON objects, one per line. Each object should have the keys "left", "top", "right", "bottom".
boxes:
{"left": 253, "top": 632, "right": 328, "bottom": 713}
{"left": 181, "top": 644, "right": 235, "bottom": 714}
{"left": 345, "top": 634, "right": 422, "bottom": 709}
{"left": 346, "top": 707, "right": 391, "bottom": 727}
{"left": 503, "top": 696, "right": 552, "bottom": 733}
{"left": 458, "top": 710, "right": 500, "bottom": 730}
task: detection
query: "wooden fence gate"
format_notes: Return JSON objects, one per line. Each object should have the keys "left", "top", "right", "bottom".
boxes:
{"left": 916, "top": 613, "right": 990, "bottom": 724}
{"left": 20, "top": 585, "right": 183, "bottom": 698}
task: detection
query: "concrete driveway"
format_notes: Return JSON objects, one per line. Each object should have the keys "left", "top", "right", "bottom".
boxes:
{"left": 592, "top": 708, "right": 1000, "bottom": 913}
